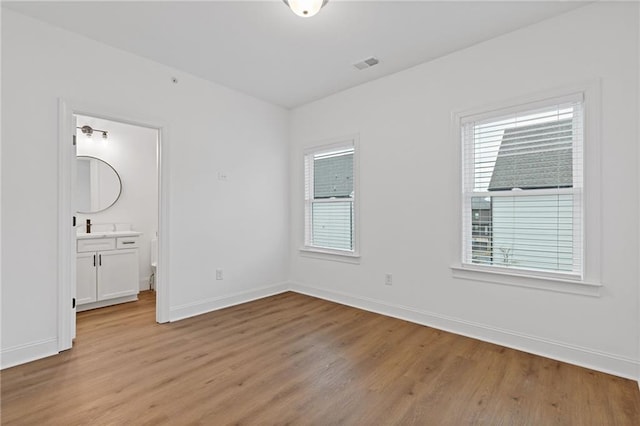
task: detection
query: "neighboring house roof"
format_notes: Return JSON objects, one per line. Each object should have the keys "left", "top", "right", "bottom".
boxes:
{"left": 314, "top": 153, "right": 353, "bottom": 198}
{"left": 488, "top": 118, "right": 573, "bottom": 191}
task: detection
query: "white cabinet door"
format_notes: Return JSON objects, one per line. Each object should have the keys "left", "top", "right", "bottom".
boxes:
{"left": 97, "top": 249, "right": 138, "bottom": 301}
{"left": 76, "top": 252, "right": 97, "bottom": 305}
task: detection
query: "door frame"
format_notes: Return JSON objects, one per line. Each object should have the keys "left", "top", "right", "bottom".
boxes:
{"left": 58, "top": 98, "right": 170, "bottom": 351}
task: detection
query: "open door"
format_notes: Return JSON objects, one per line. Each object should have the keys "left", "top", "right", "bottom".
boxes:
{"left": 57, "top": 100, "right": 76, "bottom": 351}
{"left": 70, "top": 114, "right": 77, "bottom": 340}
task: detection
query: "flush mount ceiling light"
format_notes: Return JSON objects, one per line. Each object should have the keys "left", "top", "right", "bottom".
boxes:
{"left": 77, "top": 125, "right": 108, "bottom": 139}
{"left": 283, "top": 0, "right": 328, "bottom": 18}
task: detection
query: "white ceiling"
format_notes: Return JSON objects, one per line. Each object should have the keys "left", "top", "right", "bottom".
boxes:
{"left": 4, "top": 1, "right": 587, "bottom": 109}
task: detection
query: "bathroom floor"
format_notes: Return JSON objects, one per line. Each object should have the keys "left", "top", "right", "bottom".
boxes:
{"left": 77, "top": 290, "right": 156, "bottom": 332}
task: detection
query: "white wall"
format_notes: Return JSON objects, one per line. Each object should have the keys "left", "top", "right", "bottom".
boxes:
{"left": 289, "top": 2, "right": 639, "bottom": 379}
{"left": 1, "top": 9, "right": 289, "bottom": 367}
{"left": 75, "top": 115, "right": 158, "bottom": 290}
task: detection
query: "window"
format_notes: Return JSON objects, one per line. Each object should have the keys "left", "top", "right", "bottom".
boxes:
{"left": 304, "top": 140, "right": 357, "bottom": 255}
{"left": 461, "top": 93, "right": 584, "bottom": 278}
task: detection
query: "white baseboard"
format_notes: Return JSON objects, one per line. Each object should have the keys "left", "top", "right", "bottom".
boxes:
{"left": 1, "top": 338, "right": 58, "bottom": 370}
{"left": 289, "top": 282, "right": 639, "bottom": 381}
{"left": 169, "top": 282, "right": 290, "bottom": 322}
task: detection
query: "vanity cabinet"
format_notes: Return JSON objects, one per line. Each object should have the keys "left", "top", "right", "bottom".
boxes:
{"left": 76, "top": 252, "right": 98, "bottom": 305}
{"left": 76, "top": 235, "right": 140, "bottom": 311}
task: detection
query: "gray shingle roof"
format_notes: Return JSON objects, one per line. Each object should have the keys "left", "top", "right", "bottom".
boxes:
{"left": 488, "top": 119, "right": 573, "bottom": 191}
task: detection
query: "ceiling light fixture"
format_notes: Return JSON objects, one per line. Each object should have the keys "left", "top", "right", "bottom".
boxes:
{"left": 77, "top": 125, "right": 108, "bottom": 139}
{"left": 283, "top": 0, "right": 328, "bottom": 18}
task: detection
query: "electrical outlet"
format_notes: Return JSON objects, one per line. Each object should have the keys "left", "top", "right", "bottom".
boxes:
{"left": 216, "top": 269, "right": 223, "bottom": 280}
{"left": 385, "top": 273, "right": 393, "bottom": 286}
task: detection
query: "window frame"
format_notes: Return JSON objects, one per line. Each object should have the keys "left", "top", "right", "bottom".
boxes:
{"left": 301, "top": 136, "right": 360, "bottom": 260}
{"left": 451, "top": 83, "right": 602, "bottom": 295}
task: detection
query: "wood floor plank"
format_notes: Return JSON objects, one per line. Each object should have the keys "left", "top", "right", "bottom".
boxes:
{"left": 1, "top": 291, "right": 639, "bottom": 425}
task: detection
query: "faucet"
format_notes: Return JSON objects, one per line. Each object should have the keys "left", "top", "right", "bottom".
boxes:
{"left": 86, "top": 219, "right": 92, "bottom": 234}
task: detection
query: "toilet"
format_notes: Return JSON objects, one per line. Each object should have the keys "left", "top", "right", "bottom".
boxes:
{"left": 150, "top": 238, "right": 158, "bottom": 290}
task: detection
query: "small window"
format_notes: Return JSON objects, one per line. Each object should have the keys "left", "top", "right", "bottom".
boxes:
{"left": 304, "top": 140, "right": 357, "bottom": 255}
{"left": 461, "top": 93, "right": 584, "bottom": 277}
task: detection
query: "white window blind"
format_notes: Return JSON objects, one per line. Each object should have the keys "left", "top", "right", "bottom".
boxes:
{"left": 304, "top": 143, "right": 355, "bottom": 253}
{"left": 461, "top": 94, "right": 584, "bottom": 277}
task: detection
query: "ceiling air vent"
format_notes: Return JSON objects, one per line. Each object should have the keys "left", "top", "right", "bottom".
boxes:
{"left": 353, "top": 57, "right": 380, "bottom": 70}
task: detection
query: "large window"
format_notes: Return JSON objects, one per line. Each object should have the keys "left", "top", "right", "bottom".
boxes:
{"left": 304, "top": 141, "right": 357, "bottom": 255}
{"left": 461, "top": 94, "right": 584, "bottom": 277}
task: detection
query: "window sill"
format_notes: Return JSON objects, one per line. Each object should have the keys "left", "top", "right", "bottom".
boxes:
{"left": 299, "top": 247, "right": 361, "bottom": 264}
{"left": 450, "top": 264, "right": 601, "bottom": 297}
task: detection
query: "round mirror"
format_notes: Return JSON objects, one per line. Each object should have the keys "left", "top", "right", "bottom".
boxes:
{"left": 76, "top": 156, "right": 122, "bottom": 213}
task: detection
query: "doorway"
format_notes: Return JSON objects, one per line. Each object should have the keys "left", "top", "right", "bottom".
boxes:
{"left": 58, "top": 100, "right": 170, "bottom": 351}
{"left": 75, "top": 113, "right": 158, "bottom": 314}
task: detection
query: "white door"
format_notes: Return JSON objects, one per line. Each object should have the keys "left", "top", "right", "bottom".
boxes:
{"left": 97, "top": 249, "right": 139, "bottom": 300}
{"left": 76, "top": 252, "right": 97, "bottom": 305}
{"left": 71, "top": 114, "right": 77, "bottom": 338}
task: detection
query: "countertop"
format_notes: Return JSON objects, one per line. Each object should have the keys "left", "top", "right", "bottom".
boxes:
{"left": 76, "top": 231, "right": 143, "bottom": 240}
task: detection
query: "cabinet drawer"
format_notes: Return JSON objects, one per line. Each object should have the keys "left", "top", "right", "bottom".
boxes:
{"left": 116, "top": 237, "right": 139, "bottom": 249}
{"left": 77, "top": 238, "right": 116, "bottom": 253}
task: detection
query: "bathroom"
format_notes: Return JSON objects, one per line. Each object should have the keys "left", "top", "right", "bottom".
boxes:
{"left": 75, "top": 114, "right": 159, "bottom": 312}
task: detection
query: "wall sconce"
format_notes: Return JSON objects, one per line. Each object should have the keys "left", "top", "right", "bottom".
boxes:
{"left": 77, "top": 125, "right": 108, "bottom": 139}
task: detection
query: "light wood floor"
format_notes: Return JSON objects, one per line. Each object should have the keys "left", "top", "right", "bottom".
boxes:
{"left": 2, "top": 291, "right": 639, "bottom": 425}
